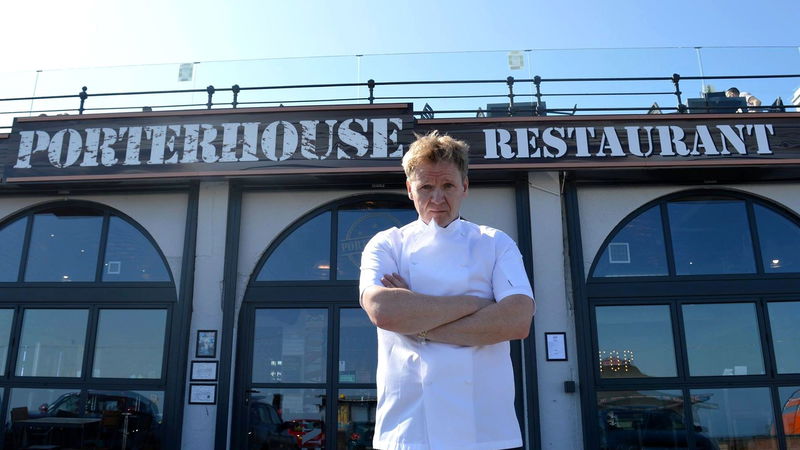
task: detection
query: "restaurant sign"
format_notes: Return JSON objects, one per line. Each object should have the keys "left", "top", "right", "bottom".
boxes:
{"left": 1, "top": 103, "right": 798, "bottom": 182}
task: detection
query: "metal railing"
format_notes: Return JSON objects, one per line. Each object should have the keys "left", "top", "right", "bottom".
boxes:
{"left": 1, "top": 72, "right": 798, "bottom": 133}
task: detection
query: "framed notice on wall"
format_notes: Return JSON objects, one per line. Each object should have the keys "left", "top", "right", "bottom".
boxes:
{"left": 189, "top": 384, "right": 217, "bottom": 404}
{"left": 545, "top": 332, "right": 568, "bottom": 361}
{"left": 191, "top": 361, "right": 218, "bottom": 381}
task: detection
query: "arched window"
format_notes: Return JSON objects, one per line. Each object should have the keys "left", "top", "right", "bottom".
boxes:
{"left": 0, "top": 201, "right": 176, "bottom": 450}
{"left": 235, "top": 195, "right": 417, "bottom": 450}
{"left": 586, "top": 190, "right": 800, "bottom": 450}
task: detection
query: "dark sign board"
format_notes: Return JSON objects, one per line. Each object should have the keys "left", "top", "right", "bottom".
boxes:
{"left": 1, "top": 103, "right": 799, "bottom": 183}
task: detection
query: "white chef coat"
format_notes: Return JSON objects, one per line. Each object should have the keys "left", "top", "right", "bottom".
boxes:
{"left": 359, "top": 218, "right": 533, "bottom": 450}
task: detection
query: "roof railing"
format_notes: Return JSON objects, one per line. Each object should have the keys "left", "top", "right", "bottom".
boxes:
{"left": 1, "top": 72, "right": 798, "bottom": 133}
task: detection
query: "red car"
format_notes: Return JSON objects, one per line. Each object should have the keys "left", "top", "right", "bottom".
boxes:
{"left": 287, "top": 419, "right": 324, "bottom": 448}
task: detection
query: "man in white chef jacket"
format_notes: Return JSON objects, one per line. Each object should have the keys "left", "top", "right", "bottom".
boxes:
{"left": 359, "top": 131, "right": 535, "bottom": 450}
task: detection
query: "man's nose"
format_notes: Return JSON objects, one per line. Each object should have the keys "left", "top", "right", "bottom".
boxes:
{"left": 431, "top": 188, "right": 445, "bottom": 202}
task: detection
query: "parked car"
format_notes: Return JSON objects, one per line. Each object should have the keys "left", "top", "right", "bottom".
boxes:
{"left": 600, "top": 407, "right": 718, "bottom": 450}
{"left": 287, "top": 419, "right": 324, "bottom": 448}
{"left": 346, "top": 421, "right": 374, "bottom": 450}
{"left": 248, "top": 400, "right": 299, "bottom": 450}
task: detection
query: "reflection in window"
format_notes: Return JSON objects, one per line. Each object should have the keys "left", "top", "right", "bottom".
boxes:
{"left": 597, "top": 390, "right": 689, "bottom": 450}
{"left": 337, "top": 207, "right": 416, "bottom": 280}
{"left": 593, "top": 206, "right": 668, "bottom": 277}
{"left": 0, "top": 310, "right": 13, "bottom": 375}
{"left": 93, "top": 309, "right": 167, "bottom": 379}
{"left": 682, "top": 303, "right": 765, "bottom": 376}
{"left": 595, "top": 305, "right": 676, "bottom": 378}
{"left": 6, "top": 388, "right": 72, "bottom": 427}
{"left": 338, "top": 388, "right": 377, "bottom": 450}
{"left": 25, "top": 210, "right": 104, "bottom": 282}
{"left": 103, "top": 217, "right": 170, "bottom": 282}
{"left": 258, "top": 212, "right": 331, "bottom": 281}
{"left": 339, "top": 309, "right": 378, "bottom": 383}
{"left": 16, "top": 309, "right": 88, "bottom": 377}
{"left": 0, "top": 218, "right": 27, "bottom": 282}
{"left": 768, "top": 302, "right": 800, "bottom": 374}
{"left": 779, "top": 387, "right": 800, "bottom": 450}
{"left": 88, "top": 389, "right": 164, "bottom": 447}
{"left": 252, "top": 309, "right": 328, "bottom": 383}
{"left": 249, "top": 388, "right": 325, "bottom": 450}
{"left": 755, "top": 204, "right": 800, "bottom": 273}
{"left": 690, "top": 387, "right": 777, "bottom": 450}
{"left": 668, "top": 200, "right": 756, "bottom": 275}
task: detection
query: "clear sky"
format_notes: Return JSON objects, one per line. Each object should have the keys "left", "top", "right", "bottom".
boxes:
{"left": 3, "top": 0, "right": 799, "bottom": 71}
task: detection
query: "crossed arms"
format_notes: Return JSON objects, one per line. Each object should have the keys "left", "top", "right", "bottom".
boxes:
{"left": 360, "top": 272, "right": 534, "bottom": 347}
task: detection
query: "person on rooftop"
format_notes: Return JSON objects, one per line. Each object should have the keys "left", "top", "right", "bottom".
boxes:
{"left": 726, "top": 87, "right": 762, "bottom": 112}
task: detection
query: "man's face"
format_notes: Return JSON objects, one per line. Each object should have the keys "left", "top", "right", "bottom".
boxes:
{"left": 725, "top": 91, "right": 737, "bottom": 98}
{"left": 406, "top": 160, "right": 468, "bottom": 226}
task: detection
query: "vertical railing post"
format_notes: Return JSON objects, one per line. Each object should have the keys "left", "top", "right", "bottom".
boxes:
{"left": 367, "top": 79, "right": 375, "bottom": 104}
{"left": 231, "top": 84, "right": 240, "bottom": 109}
{"left": 672, "top": 73, "right": 686, "bottom": 113}
{"left": 206, "top": 85, "right": 215, "bottom": 109}
{"left": 78, "top": 86, "right": 88, "bottom": 115}
{"left": 533, "top": 75, "right": 543, "bottom": 116}
{"left": 506, "top": 76, "right": 515, "bottom": 116}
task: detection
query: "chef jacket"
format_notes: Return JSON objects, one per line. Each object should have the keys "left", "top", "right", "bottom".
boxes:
{"left": 359, "top": 218, "right": 534, "bottom": 450}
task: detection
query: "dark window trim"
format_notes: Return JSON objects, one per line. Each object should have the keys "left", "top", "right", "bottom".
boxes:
{"left": 0, "top": 200, "right": 176, "bottom": 286}
{"left": 587, "top": 188, "right": 800, "bottom": 281}
{"left": 248, "top": 193, "right": 414, "bottom": 287}
{"left": 577, "top": 186, "right": 800, "bottom": 450}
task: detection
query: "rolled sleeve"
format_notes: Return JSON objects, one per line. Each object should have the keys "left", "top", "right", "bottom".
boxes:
{"left": 492, "top": 232, "right": 534, "bottom": 302}
{"left": 359, "top": 229, "right": 400, "bottom": 300}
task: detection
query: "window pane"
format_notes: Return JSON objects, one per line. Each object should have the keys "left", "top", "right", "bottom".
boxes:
{"left": 668, "top": 200, "right": 756, "bottom": 275}
{"left": 337, "top": 204, "right": 416, "bottom": 280}
{"left": 87, "top": 390, "right": 164, "bottom": 448}
{"left": 691, "top": 387, "right": 777, "bottom": 450}
{"left": 596, "top": 305, "right": 676, "bottom": 378}
{"left": 252, "top": 309, "right": 327, "bottom": 383}
{"left": 102, "top": 217, "right": 170, "bottom": 282}
{"left": 779, "top": 387, "right": 800, "bottom": 450}
{"left": 16, "top": 309, "right": 88, "bottom": 377}
{"left": 0, "top": 309, "right": 14, "bottom": 375}
{"left": 249, "top": 388, "right": 325, "bottom": 450}
{"left": 0, "top": 217, "right": 27, "bottom": 282}
{"left": 25, "top": 209, "right": 103, "bottom": 282}
{"left": 339, "top": 309, "right": 377, "bottom": 383}
{"left": 338, "top": 388, "right": 377, "bottom": 450}
{"left": 682, "top": 303, "right": 765, "bottom": 376}
{"left": 755, "top": 204, "right": 800, "bottom": 273}
{"left": 597, "top": 390, "right": 692, "bottom": 450}
{"left": 258, "top": 212, "right": 331, "bottom": 281}
{"left": 92, "top": 309, "right": 167, "bottom": 379}
{"left": 593, "top": 206, "right": 668, "bottom": 277}
{"left": 768, "top": 302, "right": 800, "bottom": 374}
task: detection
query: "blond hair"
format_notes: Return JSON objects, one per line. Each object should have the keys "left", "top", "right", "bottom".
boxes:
{"left": 401, "top": 131, "right": 469, "bottom": 180}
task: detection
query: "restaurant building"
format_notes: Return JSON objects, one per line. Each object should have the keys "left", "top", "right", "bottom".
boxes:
{"left": 0, "top": 85, "right": 798, "bottom": 450}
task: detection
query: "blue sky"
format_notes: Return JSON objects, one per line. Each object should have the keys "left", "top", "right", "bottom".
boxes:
{"left": 4, "top": 0, "right": 799, "bottom": 70}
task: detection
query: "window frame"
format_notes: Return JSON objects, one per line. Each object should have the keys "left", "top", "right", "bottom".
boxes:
{"left": 582, "top": 188, "right": 800, "bottom": 450}
{"left": 0, "top": 200, "right": 179, "bottom": 448}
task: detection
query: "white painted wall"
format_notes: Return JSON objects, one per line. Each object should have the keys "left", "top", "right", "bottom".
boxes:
{"left": 528, "top": 172, "right": 583, "bottom": 450}
{"left": 182, "top": 181, "right": 229, "bottom": 450}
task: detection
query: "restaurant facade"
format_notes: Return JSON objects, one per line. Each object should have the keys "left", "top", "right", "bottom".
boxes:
{"left": 0, "top": 102, "right": 798, "bottom": 450}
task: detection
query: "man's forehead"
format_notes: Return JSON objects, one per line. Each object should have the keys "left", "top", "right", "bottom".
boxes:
{"left": 409, "top": 161, "right": 462, "bottom": 180}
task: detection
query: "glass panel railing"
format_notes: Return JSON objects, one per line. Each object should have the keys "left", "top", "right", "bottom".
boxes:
{"left": 1, "top": 46, "right": 798, "bottom": 132}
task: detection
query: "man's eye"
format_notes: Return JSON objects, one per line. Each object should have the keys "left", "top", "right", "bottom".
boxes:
{"left": 420, "top": 185, "right": 433, "bottom": 191}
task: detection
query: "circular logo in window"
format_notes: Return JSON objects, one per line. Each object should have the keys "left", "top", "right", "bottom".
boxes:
{"left": 340, "top": 212, "right": 406, "bottom": 271}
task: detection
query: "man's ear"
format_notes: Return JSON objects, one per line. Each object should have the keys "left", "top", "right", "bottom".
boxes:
{"left": 406, "top": 179, "right": 413, "bottom": 200}
{"left": 463, "top": 177, "right": 469, "bottom": 194}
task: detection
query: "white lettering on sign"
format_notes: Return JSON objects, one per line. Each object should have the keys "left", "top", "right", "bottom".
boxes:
{"left": 13, "top": 117, "right": 405, "bottom": 169}
{"left": 484, "top": 123, "right": 775, "bottom": 160}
